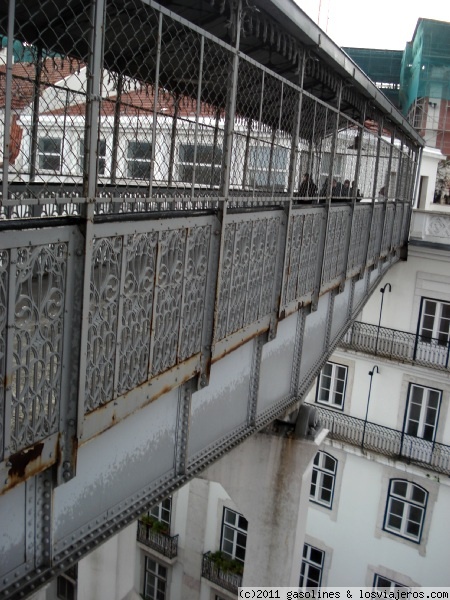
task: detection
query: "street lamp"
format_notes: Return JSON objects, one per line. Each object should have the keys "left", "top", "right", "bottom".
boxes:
{"left": 362, "top": 365, "right": 379, "bottom": 448}
{"left": 375, "top": 283, "right": 392, "bottom": 354}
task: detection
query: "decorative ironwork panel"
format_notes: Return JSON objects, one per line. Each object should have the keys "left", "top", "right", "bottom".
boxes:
{"left": 118, "top": 233, "right": 158, "bottom": 395}
{"left": 179, "top": 225, "right": 212, "bottom": 362}
{"left": 227, "top": 220, "right": 252, "bottom": 334}
{"left": 216, "top": 214, "right": 281, "bottom": 340}
{"left": 0, "top": 250, "right": 7, "bottom": 460}
{"left": 381, "top": 203, "right": 395, "bottom": 255}
{"left": 243, "top": 219, "right": 267, "bottom": 326}
{"left": 215, "top": 224, "right": 235, "bottom": 341}
{"left": 347, "top": 205, "right": 371, "bottom": 275}
{"left": 367, "top": 204, "right": 384, "bottom": 265}
{"left": 321, "top": 206, "right": 351, "bottom": 287}
{"left": 85, "top": 237, "right": 122, "bottom": 413}
{"left": 11, "top": 244, "right": 67, "bottom": 453}
{"left": 151, "top": 229, "right": 186, "bottom": 376}
{"left": 259, "top": 217, "right": 280, "bottom": 318}
{"left": 283, "top": 210, "right": 323, "bottom": 306}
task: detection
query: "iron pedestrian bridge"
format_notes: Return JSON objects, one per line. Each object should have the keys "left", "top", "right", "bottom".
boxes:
{"left": 0, "top": 0, "right": 423, "bottom": 597}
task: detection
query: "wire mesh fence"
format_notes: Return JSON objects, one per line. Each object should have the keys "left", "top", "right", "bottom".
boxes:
{"left": 0, "top": 0, "right": 420, "bottom": 217}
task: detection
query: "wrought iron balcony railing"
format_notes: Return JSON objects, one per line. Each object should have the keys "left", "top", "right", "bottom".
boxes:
{"left": 201, "top": 552, "right": 243, "bottom": 595}
{"left": 341, "top": 321, "right": 450, "bottom": 371}
{"left": 311, "top": 404, "right": 450, "bottom": 475}
{"left": 136, "top": 521, "right": 179, "bottom": 559}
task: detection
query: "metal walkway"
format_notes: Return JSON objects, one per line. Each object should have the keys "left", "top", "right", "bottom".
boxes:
{"left": 0, "top": 0, "right": 422, "bottom": 597}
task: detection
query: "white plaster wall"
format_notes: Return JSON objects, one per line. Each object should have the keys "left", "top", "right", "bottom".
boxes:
{"left": 306, "top": 447, "right": 450, "bottom": 586}
{"left": 199, "top": 432, "right": 319, "bottom": 587}
{"left": 359, "top": 244, "right": 450, "bottom": 333}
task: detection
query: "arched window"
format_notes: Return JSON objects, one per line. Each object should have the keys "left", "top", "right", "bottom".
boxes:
{"left": 383, "top": 480, "right": 428, "bottom": 542}
{"left": 310, "top": 451, "right": 337, "bottom": 509}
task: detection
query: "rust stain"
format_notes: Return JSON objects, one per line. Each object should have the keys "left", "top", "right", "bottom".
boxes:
{"left": 211, "top": 327, "right": 269, "bottom": 364}
{"left": 8, "top": 442, "right": 45, "bottom": 478}
{"left": 2, "top": 441, "right": 57, "bottom": 495}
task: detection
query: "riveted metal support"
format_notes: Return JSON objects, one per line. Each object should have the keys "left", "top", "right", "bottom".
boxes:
{"left": 56, "top": 228, "right": 85, "bottom": 485}
{"left": 324, "top": 289, "right": 336, "bottom": 353}
{"left": 175, "top": 380, "right": 194, "bottom": 476}
{"left": 247, "top": 333, "right": 265, "bottom": 426}
{"left": 290, "top": 307, "right": 307, "bottom": 396}
{"left": 35, "top": 470, "right": 53, "bottom": 567}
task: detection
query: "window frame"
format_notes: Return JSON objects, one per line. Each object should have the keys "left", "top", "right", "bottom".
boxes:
{"left": 404, "top": 383, "right": 442, "bottom": 442}
{"left": 127, "top": 139, "right": 152, "bottom": 180}
{"left": 316, "top": 361, "right": 348, "bottom": 410}
{"left": 149, "top": 496, "right": 172, "bottom": 527}
{"left": 143, "top": 556, "right": 167, "bottom": 600}
{"left": 299, "top": 543, "right": 325, "bottom": 589}
{"left": 373, "top": 574, "right": 407, "bottom": 590}
{"left": 178, "top": 143, "right": 222, "bottom": 186}
{"left": 220, "top": 507, "right": 248, "bottom": 565}
{"left": 309, "top": 451, "right": 337, "bottom": 509}
{"left": 38, "top": 136, "right": 62, "bottom": 172}
{"left": 57, "top": 566, "right": 77, "bottom": 600}
{"left": 418, "top": 297, "right": 450, "bottom": 346}
{"left": 246, "top": 145, "right": 289, "bottom": 190}
{"left": 383, "top": 479, "right": 428, "bottom": 543}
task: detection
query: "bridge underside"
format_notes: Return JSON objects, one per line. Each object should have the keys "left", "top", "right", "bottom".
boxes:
{"left": 0, "top": 0, "right": 421, "bottom": 597}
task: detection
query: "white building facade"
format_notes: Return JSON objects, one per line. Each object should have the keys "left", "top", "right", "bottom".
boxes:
{"left": 303, "top": 204, "right": 450, "bottom": 588}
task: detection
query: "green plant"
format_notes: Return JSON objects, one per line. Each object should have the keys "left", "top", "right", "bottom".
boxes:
{"left": 140, "top": 514, "right": 169, "bottom": 535}
{"left": 209, "top": 551, "right": 244, "bottom": 576}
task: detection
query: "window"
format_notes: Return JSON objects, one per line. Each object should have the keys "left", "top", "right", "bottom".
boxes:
{"left": 383, "top": 480, "right": 428, "bottom": 542}
{"left": 247, "top": 146, "right": 289, "bottom": 189}
{"left": 316, "top": 362, "right": 347, "bottom": 409}
{"left": 127, "top": 140, "right": 152, "bottom": 179}
{"left": 310, "top": 451, "right": 337, "bottom": 508}
{"left": 419, "top": 299, "right": 450, "bottom": 345}
{"left": 405, "top": 384, "right": 441, "bottom": 442}
{"left": 144, "top": 557, "right": 167, "bottom": 600}
{"left": 373, "top": 574, "right": 407, "bottom": 589}
{"left": 221, "top": 508, "right": 247, "bottom": 564}
{"left": 149, "top": 496, "right": 172, "bottom": 527}
{"left": 57, "top": 566, "right": 77, "bottom": 600}
{"left": 299, "top": 544, "right": 324, "bottom": 588}
{"left": 79, "top": 138, "right": 107, "bottom": 175}
{"left": 178, "top": 144, "right": 222, "bottom": 185}
{"left": 38, "top": 136, "right": 61, "bottom": 171}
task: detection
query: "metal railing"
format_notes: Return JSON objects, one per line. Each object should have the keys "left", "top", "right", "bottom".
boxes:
{"left": 136, "top": 521, "right": 179, "bottom": 559}
{"left": 312, "top": 404, "right": 450, "bottom": 475}
{"left": 341, "top": 321, "right": 450, "bottom": 371}
{"left": 201, "top": 552, "right": 243, "bottom": 595}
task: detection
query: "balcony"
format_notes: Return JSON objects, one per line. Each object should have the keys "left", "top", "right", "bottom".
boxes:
{"left": 136, "top": 520, "right": 179, "bottom": 560}
{"left": 312, "top": 404, "right": 450, "bottom": 475}
{"left": 341, "top": 321, "right": 450, "bottom": 371}
{"left": 201, "top": 551, "right": 243, "bottom": 595}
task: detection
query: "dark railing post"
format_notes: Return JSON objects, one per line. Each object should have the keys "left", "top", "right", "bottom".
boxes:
{"left": 363, "top": 366, "right": 379, "bottom": 448}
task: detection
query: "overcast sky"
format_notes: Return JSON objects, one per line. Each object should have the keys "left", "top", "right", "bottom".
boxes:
{"left": 296, "top": 0, "right": 450, "bottom": 50}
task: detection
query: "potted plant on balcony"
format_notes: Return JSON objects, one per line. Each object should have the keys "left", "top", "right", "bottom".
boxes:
{"left": 140, "top": 514, "right": 170, "bottom": 536}
{"left": 208, "top": 551, "right": 244, "bottom": 576}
